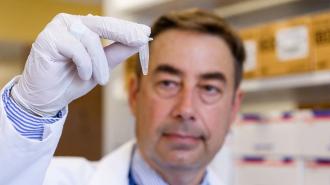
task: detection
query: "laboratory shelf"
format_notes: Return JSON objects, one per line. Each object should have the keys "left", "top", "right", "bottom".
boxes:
{"left": 241, "top": 70, "right": 330, "bottom": 112}
{"left": 242, "top": 70, "right": 330, "bottom": 93}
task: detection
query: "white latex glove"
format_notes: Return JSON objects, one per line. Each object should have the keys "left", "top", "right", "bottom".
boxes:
{"left": 11, "top": 13, "right": 150, "bottom": 116}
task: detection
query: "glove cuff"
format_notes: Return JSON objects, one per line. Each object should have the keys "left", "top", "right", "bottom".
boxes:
{"left": 11, "top": 83, "right": 60, "bottom": 117}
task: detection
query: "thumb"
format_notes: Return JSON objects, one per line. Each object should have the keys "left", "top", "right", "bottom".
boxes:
{"left": 104, "top": 42, "right": 140, "bottom": 70}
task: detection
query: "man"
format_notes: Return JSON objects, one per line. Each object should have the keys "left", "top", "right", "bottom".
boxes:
{"left": 0, "top": 9, "right": 244, "bottom": 185}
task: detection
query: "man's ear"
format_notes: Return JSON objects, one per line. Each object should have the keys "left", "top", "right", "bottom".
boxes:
{"left": 128, "top": 76, "right": 139, "bottom": 116}
{"left": 230, "top": 89, "right": 243, "bottom": 124}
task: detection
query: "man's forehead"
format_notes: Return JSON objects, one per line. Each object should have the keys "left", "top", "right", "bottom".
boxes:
{"left": 149, "top": 29, "right": 234, "bottom": 60}
{"left": 147, "top": 29, "right": 235, "bottom": 82}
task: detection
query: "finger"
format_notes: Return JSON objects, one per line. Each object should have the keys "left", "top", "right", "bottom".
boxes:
{"left": 69, "top": 22, "right": 109, "bottom": 85}
{"left": 52, "top": 13, "right": 151, "bottom": 47}
{"left": 104, "top": 42, "right": 140, "bottom": 70}
{"left": 80, "top": 14, "right": 151, "bottom": 47}
{"left": 49, "top": 27, "right": 93, "bottom": 81}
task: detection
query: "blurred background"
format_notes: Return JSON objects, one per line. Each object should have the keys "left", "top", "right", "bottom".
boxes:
{"left": 1, "top": 0, "right": 330, "bottom": 184}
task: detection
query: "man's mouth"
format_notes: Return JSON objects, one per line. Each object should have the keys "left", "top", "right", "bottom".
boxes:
{"left": 162, "top": 132, "right": 204, "bottom": 146}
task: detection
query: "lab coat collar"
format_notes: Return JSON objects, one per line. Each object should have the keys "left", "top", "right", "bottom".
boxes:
{"left": 88, "top": 140, "right": 226, "bottom": 185}
{"left": 88, "top": 140, "right": 135, "bottom": 185}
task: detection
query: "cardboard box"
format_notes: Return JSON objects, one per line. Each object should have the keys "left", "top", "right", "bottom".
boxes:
{"left": 234, "top": 159, "right": 302, "bottom": 185}
{"left": 257, "top": 24, "right": 277, "bottom": 77}
{"left": 311, "top": 11, "right": 330, "bottom": 71}
{"left": 232, "top": 113, "right": 302, "bottom": 157}
{"left": 301, "top": 110, "right": 330, "bottom": 158}
{"left": 259, "top": 16, "right": 313, "bottom": 77}
{"left": 0, "top": 60, "right": 23, "bottom": 87}
{"left": 239, "top": 27, "right": 260, "bottom": 79}
{"left": 304, "top": 161, "right": 330, "bottom": 185}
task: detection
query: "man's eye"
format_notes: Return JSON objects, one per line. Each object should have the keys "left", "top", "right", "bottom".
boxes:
{"left": 154, "top": 80, "right": 180, "bottom": 98}
{"left": 201, "top": 85, "right": 221, "bottom": 95}
{"left": 158, "top": 80, "right": 178, "bottom": 89}
{"left": 199, "top": 84, "right": 223, "bottom": 104}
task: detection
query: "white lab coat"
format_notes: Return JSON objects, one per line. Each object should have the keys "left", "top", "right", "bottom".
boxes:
{"left": 0, "top": 79, "right": 229, "bottom": 185}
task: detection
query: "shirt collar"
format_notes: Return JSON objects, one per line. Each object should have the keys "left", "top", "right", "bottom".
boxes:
{"left": 131, "top": 147, "right": 209, "bottom": 185}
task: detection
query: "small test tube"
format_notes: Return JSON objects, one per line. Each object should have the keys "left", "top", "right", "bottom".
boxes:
{"left": 138, "top": 38, "right": 153, "bottom": 75}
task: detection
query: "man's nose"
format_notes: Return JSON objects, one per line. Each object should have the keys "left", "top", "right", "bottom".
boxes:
{"left": 172, "top": 87, "right": 196, "bottom": 121}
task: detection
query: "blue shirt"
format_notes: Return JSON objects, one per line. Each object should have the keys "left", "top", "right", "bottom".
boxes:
{"left": 2, "top": 86, "right": 63, "bottom": 140}
{"left": 131, "top": 147, "right": 209, "bottom": 185}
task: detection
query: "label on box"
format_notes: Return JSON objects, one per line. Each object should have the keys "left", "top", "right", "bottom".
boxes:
{"left": 276, "top": 25, "right": 309, "bottom": 61}
{"left": 243, "top": 40, "right": 257, "bottom": 71}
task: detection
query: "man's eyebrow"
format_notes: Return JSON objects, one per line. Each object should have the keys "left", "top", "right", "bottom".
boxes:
{"left": 153, "top": 64, "right": 182, "bottom": 76}
{"left": 200, "top": 72, "right": 227, "bottom": 83}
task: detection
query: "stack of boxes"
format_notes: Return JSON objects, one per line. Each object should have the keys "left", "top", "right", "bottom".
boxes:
{"left": 231, "top": 111, "right": 330, "bottom": 185}
{"left": 240, "top": 11, "right": 330, "bottom": 79}
{"left": 233, "top": 10, "right": 330, "bottom": 184}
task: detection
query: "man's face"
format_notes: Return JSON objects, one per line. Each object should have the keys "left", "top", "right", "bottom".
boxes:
{"left": 129, "top": 29, "right": 241, "bottom": 172}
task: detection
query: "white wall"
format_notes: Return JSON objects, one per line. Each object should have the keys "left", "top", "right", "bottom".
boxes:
{"left": 102, "top": 64, "right": 136, "bottom": 154}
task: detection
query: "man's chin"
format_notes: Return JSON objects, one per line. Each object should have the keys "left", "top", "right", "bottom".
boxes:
{"left": 157, "top": 150, "right": 204, "bottom": 171}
